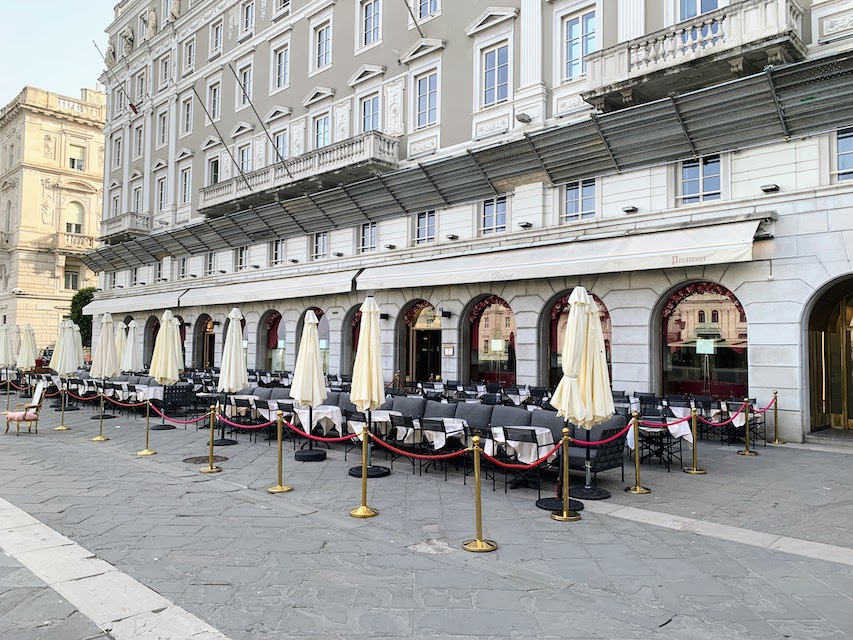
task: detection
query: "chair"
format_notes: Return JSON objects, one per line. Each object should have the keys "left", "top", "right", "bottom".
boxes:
{"left": 388, "top": 413, "right": 417, "bottom": 473}
{"left": 485, "top": 382, "right": 502, "bottom": 395}
{"left": 343, "top": 409, "right": 367, "bottom": 462}
{"left": 527, "top": 387, "right": 548, "bottom": 407}
{"left": 463, "top": 424, "right": 497, "bottom": 490}
{"left": 499, "top": 427, "right": 546, "bottom": 498}
{"left": 417, "top": 418, "right": 461, "bottom": 480}
{"left": 6, "top": 381, "right": 46, "bottom": 435}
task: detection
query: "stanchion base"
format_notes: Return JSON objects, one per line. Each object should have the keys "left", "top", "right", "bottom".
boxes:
{"left": 625, "top": 485, "right": 651, "bottom": 494}
{"left": 53, "top": 426, "right": 71, "bottom": 431}
{"left": 347, "top": 465, "right": 391, "bottom": 478}
{"left": 535, "top": 497, "right": 584, "bottom": 512}
{"left": 683, "top": 467, "right": 707, "bottom": 475}
{"left": 151, "top": 424, "right": 177, "bottom": 431}
{"left": 90, "top": 414, "right": 117, "bottom": 420}
{"left": 569, "top": 486, "right": 611, "bottom": 500}
{"left": 213, "top": 438, "right": 239, "bottom": 446}
{"left": 63, "top": 406, "right": 80, "bottom": 412}
{"left": 267, "top": 484, "right": 293, "bottom": 494}
{"left": 199, "top": 466, "right": 222, "bottom": 474}
{"left": 737, "top": 450, "right": 759, "bottom": 456}
{"left": 462, "top": 539, "right": 497, "bottom": 553}
{"left": 770, "top": 439, "right": 786, "bottom": 445}
{"left": 349, "top": 505, "right": 378, "bottom": 518}
{"left": 91, "top": 435, "right": 109, "bottom": 442}
{"left": 137, "top": 449, "right": 157, "bottom": 457}
{"left": 295, "top": 449, "right": 326, "bottom": 461}
{"left": 551, "top": 510, "right": 582, "bottom": 522}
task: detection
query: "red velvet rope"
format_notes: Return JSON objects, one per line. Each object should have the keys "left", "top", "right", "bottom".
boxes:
{"left": 6, "top": 381, "right": 30, "bottom": 391}
{"left": 283, "top": 419, "right": 359, "bottom": 443}
{"left": 44, "top": 391, "right": 60, "bottom": 398}
{"left": 572, "top": 423, "right": 632, "bottom": 446}
{"left": 481, "top": 442, "right": 562, "bottom": 470}
{"left": 149, "top": 403, "right": 210, "bottom": 424}
{"left": 104, "top": 395, "right": 149, "bottom": 408}
{"left": 367, "top": 432, "right": 470, "bottom": 461}
{"left": 66, "top": 391, "right": 99, "bottom": 402}
{"left": 697, "top": 402, "right": 746, "bottom": 426}
{"left": 639, "top": 415, "right": 691, "bottom": 428}
{"left": 216, "top": 414, "right": 275, "bottom": 429}
{"left": 752, "top": 397, "right": 776, "bottom": 414}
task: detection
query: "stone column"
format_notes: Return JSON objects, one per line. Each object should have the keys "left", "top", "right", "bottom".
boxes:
{"left": 515, "top": 0, "right": 547, "bottom": 125}
{"left": 618, "top": 0, "right": 645, "bottom": 42}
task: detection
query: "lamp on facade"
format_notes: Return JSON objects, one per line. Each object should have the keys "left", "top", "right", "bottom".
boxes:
{"left": 332, "top": 252, "right": 344, "bottom": 257}
{"left": 517, "top": 222, "right": 532, "bottom": 230}
{"left": 251, "top": 264, "right": 261, "bottom": 269}
{"left": 445, "top": 234, "right": 458, "bottom": 240}
{"left": 622, "top": 205, "right": 638, "bottom": 213}
{"left": 439, "top": 308, "right": 452, "bottom": 318}
{"left": 761, "top": 184, "right": 780, "bottom": 193}
{"left": 384, "top": 244, "right": 396, "bottom": 250}
{"left": 289, "top": 258, "right": 299, "bottom": 263}
{"left": 379, "top": 313, "right": 390, "bottom": 320}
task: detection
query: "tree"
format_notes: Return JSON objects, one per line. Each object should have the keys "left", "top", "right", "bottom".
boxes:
{"left": 69, "top": 287, "right": 96, "bottom": 347}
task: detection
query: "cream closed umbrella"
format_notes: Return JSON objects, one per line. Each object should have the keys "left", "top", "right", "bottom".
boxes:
{"left": 0, "top": 324, "right": 14, "bottom": 368}
{"left": 114, "top": 322, "right": 127, "bottom": 369}
{"left": 291, "top": 310, "right": 327, "bottom": 461}
{"left": 149, "top": 310, "right": 182, "bottom": 385}
{"left": 73, "top": 323, "right": 84, "bottom": 368}
{"left": 214, "top": 308, "right": 247, "bottom": 446}
{"left": 90, "top": 313, "right": 120, "bottom": 379}
{"left": 121, "top": 320, "right": 142, "bottom": 372}
{"left": 49, "top": 320, "right": 77, "bottom": 430}
{"left": 15, "top": 325, "right": 36, "bottom": 371}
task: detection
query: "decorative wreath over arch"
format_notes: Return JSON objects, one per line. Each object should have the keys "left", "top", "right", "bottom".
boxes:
{"left": 264, "top": 310, "right": 282, "bottom": 332}
{"left": 351, "top": 309, "right": 362, "bottom": 327}
{"left": 662, "top": 282, "right": 744, "bottom": 321}
{"left": 550, "top": 292, "right": 610, "bottom": 322}
{"left": 404, "top": 300, "right": 434, "bottom": 326}
{"left": 469, "top": 295, "right": 511, "bottom": 323}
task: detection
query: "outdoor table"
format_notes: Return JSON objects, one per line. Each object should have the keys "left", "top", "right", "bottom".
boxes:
{"left": 294, "top": 404, "right": 343, "bottom": 436}
{"left": 226, "top": 394, "right": 259, "bottom": 419}
{"left": 488, "top": 425, "right": 556, "bottom": 464}
{"left": 348, "top": 409, "right": 399, "bottom": 438}
{"left": 711, "top": 402, "right": 747, "bottom": 428}
{"left": 397, "top": 417, "right": 467, "bottom": 450}
{"left": 134, "top": 385, "right": 164, "bottom": 402}
{"left": 506, "top": 388, "right": 531, "bottom": 406}
{"left": 626, "top": 417, "right": 694, "bottom": 451}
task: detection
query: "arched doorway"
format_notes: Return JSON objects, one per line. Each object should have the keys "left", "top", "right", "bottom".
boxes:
{"left": 341, "top": 306, "right": 361, "bottom": 376}
{"left": 808, "top": 277, "right": 853, "bottom": 431}
{"left": 661, "top": 282, "right": 747, "bottom": 398}
{"left": 193, "top": 314, "right": 215, "bottom": 369}
{"left": 174, "top": 315, "right": 186, "bottom": 367}
{"left": 258, "top": 310, "right": 284, "bottom": 371}
{"left": 297, "top": 307, "right": 331, "bottom": 374}
{"left": 400, "top": 300, "right": 441, "bottom": 383}
{"left": 467, "top": 295, "right": 516, "bottom": 386}
{"left": 143, "top": 315, "right": 159, "bottom": 367}
{"left": 547, "top": 292, "right": 612, "bottom": 388}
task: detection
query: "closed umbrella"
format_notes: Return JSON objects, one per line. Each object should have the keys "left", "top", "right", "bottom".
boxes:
{"left": 48, "top": 320, "right": 77, "bottom": 430}
{"left": 15, "top": 325, "right": 36, "bottom": 371}
{"left": 291, "top": 310, "right": 327, "bottom": 461}
{"left": 73, "top": 323, "right": 84, "bottom": 368}
{"left": 114, "top": 322, "right": 127, "bottom": 369}
{"left": 0, "top": 324, "right": 14, "bottom": 411}
{"left": 214, "top": 308, "right": 247, "bottom": 446}
{"left": 121, "top": 320, "right": 142, "bottom": 372}
{"left": 13, "top": 325, "right": 21, "bottom": 359}
{"left": 149, "top": 310, "right": 182, "bottom": 385}
{"left": 90, "top": 313, "right": 120, "bottom": 379}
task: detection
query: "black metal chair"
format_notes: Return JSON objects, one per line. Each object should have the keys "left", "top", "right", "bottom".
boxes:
{"left": 343, "top": 409, "right": 367, "bottom": 462}
{"left": 417, "top": 418, "right": 461, "bottom": 480}
{"left": 500, "top": 426, "right": 546, "bottom": 498}
{"left": 388, "top": 413, "right": 417, "bottom": 473}
{"left": 463, "top": 424, "right": 497, "bottom": 491}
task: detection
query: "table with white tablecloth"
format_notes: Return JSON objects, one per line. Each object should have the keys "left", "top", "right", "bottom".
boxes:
{"left": 293, "top": 404, "right": 343, "bottom": 435}
{"left": 626, "top": 417, "right": 693, "bottom": 450}
{"left": 133, "top": 385, "right": 164, "bottom": 402}
{"left": 487, "top": 426, "right": 556, "bottom": 465}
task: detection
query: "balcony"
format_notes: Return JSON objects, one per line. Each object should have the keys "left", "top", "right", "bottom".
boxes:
{"left": 199, "top": 131, "right": 400, "bottom": 217}
{"left": 100, "top": 212, "right": 151, "bottom": 245}
{"left": 57, "top": 233, "right": 95, "bottom": 254}
{"left": 582, "top": 0, "right": 806, "bottom": 111}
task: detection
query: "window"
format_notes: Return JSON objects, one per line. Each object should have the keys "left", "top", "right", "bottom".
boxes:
{"left": 64, "top": 269, "right": 80, "bottom": 291}
{"left": 564, "top": 178, "right": 596, "bottom": 221}
{"left": 132, "top": 184, "right": 142, "bottom": 212}
{"left": 113, "top": 88, "right": 125, "bottom": 116}
{"left": 157, "top": 110, "right": 168, "bottom": 146}
{"left": 836, "top": 129, "right": 853, "bottom": 181}
{"left": 273, "top": 44, "right": 289, "bottom": 89}
{"left": 275, "top": 0, "right": 291, "bottom": 13}
{"left": 113, "top": 136, "right": 122, "bottom": 168}
{"left": 315, "top": 22, "right": 331, "bottom": 69}
{"left": 711, "top": 310, "right": 719, "bottom": 323}
{"left": 680, "top": 0, "right": 718, "bottom": 20}
{"left": 482, "top": 196, "right": 507, "bottom": 234}
{"left": 564, "top": 9, "right": 596, "bottom": 80}
{"left": 135, "top": 72, "right": 146, "bottom": 100}
{"left": 679, "top": 155, "right": 721, "bottom": 204}
{"left": 361, "top": 0, "right": 381, "bottom": 47}
{"left": 270, "top": 238, "right": 286, "bottom": 265}
{"left": 160, "top": 55, "right": 171, "bottom": 87}
{"left": 68, "top": 145, "right": 85, "bottom": 171}
{"left": 361, "top": 94, "right": 379, "bottom": 132}
{"left": 416, "top": 71, "right": 437, "bottom": 128}
{"left": 698, "top": 310, "right": 706, "bottom": 323}
{"left": 205, "top": 252, "right": 215, "bottom": 276}
{"left": 133, "top": 123, "right": 144, "bottom": 157}
{"left": 154, "top": 261, "right": 163, "bottom": 282}
{"left": 313, "top": 231, "right": 329, "bottom": 260}
{"left": 179, "top": 166, "right": 192, "bottom": 204}
{"left": 181, "top": 96, "right": 193, "bottom": 134}
{"left": 138, "top": 13, "right": 148, "bottom": 41}
{"left": 237, "top": 63, "right": 252, "bottom": 106}
{"left": 273, "top": 130, "right": 287, "bottom": 161}
{"left": 108, "top": 272, "right": 117, "bottom": 289}
{"left": 156, "top": 175, "right": 167, "bottom": 211}
{"left": 482, "top": 43, "right": 509, "bottom": 107}
{"left": 242, "top": 1, "right": 255, "bottom": 33}
{"left": 360, "top": 222, "right": 377, "bottom": 253}
{"left": 131, "top": 267, "right": 139, "bottom": 286}
{"left": 210, "top": 21, "right": 223, "bottom": 53}
{"left": 207, "top": 156, "right": 220, "bottom": 185}
{"left": 417, "top": 0, "right": 438, "bottom": 19}
{"left": 314, "top": 114, "right": 330, "bottom": 149}
{"left": 183, "top": 39, "right": 195, "bottom": 71}
{"left": 235, "top": 246, "right": 249, "bottom": 270}
{"left": 415, "top": 210, "right": 435, "bottom": 244}
{"left": 207, "top": 82, "right": 221, "bottom": 120}
{"left": 238, "top": 144, "right": 252, "bottom": 172}
{"left": 178, "top": 257, "right": 188, "bottom": 279}
{"left": 110, "top": 193, "right": 120, "bottom": 218}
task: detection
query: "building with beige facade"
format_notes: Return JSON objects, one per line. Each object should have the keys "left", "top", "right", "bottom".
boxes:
{"left": 84, "top": 0, "right": 853, "bottom": 442}
{"left": 0, "top": 87, "right": 105, "bottom": 350}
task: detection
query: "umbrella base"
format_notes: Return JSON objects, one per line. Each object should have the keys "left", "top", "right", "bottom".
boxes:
{"left": 536, "top": 497, "right": 584, "bottom": 512}
{"left": 569, "top": 485, "right": 611, "bottom": 500}
{"left": 213, "top": 438, "right": 238, "bottom": 446}
{"left": 295, "top": 449, "right": 326, "bottom": 462}
{"left": 91, "top": 414, "right": 117, "bottom": 420}
{"left": 64, "top": 406, "right": 80, "bottom": 412}
{"left": 348, "top": 465, "right": 391, "bottom": 478}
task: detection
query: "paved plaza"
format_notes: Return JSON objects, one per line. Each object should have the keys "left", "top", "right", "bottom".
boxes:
{"left": 1, "top": 398, "right": 853, "bottom": 639}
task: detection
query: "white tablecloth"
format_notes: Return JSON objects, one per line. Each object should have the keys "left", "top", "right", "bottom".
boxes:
{"left": 506, "top": 389, "right": 531, "bottom": 406}
{"left": 348, "top": 409, "right": 399, "bottom": 438}
{"left": 488, "top": 426, "right": 556, "bottom": 465}
{"left": 134, "top": 385, "right": 164, "bottom": 402}
{"left": 710, "top": 402, "right": 747, "bottom": 428}
{"left": 294, "top": 404, "right": 343, "bottom": 435}
{"left": 626, "top": 417, "right": 693, "bottom": 450}
{"left": 395, "top": 417, "right": 467, "bottom": 450}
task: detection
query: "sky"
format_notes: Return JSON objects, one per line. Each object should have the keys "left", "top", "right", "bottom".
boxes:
{"left": 0, "top": 0, "right": 117, "bottom": 107}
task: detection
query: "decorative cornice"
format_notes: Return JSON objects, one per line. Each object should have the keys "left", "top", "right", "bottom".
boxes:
{"left": 264, "top": 105, "right": 293, "bottom": 122}
{"left": 399, "top": 38, "right": 446, "bottom": 65}
{"left": 302, "top": 86, "right": 336, "bottom": 107}
{"left": 465, "top": 7, "right": 519, "bottom": 37}
{"left": 348, "top": 64, "right": 386, "bottom": 88}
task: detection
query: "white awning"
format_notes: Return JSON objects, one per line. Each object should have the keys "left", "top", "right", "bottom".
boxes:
{"left": 357, "top": 220, "right": 762, "bottom": 291}
{"left": 82, "top": 291, "right": 183, "bottom": 316}
{"left": 177, "top": 269, "right": 359, "bottom": 308}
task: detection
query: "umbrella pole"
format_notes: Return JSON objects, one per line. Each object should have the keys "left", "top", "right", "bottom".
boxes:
{"left": 92, "top": 392, "right": 109, "bottom": 442}
{"left": 349, "top": 425, "right": 378, "bottom": 518}
{"left": 5, "top": 372, "right": 9, "bottom": 412}
{"left": 295, "top": 404, "right": 326, "bottom": 461}
{"left": 552, "top": 428, "right": 581, "bottom": 521}
{"left": 54, "top": 385, "right": 70, "bottom": 431}
{"left": 137, "top": 401, "right": 156, "bottom": 456}
{"left": 268, "top": 410, "right": 292, "bottom": 493}
{"left": 349, "top": 409, "right": 391, "bottom": 477}
{"left": 569, "top": 427, "right": 612, "bottom": 500}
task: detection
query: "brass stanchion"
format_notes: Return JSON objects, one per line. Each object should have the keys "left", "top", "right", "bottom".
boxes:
{"left": 683, "top": 407, "right": 705, "bottom": 474}
{"left": 463, "top": 436, "right": 497, "bottom": 551}
{"left": 268, "top": 411, "right": 292, "bottom": 494}
{"left": 5, "top": 373, "right": 10, "bottom": 413}
{"left": 137, "top": 401, "right": 156, "bottom": 456}
{"left": 92, "top": 392, "right": 109, "bottom": 442}
{"left": 552, "top": 427, "right": 581, "bottom": 522}
{"left": 770, "top": 390, "right": 785, "bottom": 444}
{"left": 737, "top": 398, "right": 758, "bottom": 456}
{"left": 350, "top": 426, "right": 378, "bottom": 518}
{"left": 54, "top": 386, "right": 70, "bottom": 431}
{"left": 200, "top": 405, "right": 222, "bottom": 473}
{"left": 625, "top": 412, "right": 650, "bottom": 494}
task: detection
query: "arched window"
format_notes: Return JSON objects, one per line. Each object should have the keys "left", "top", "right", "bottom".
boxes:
{"left": 399, "top": 300, "right": 441, "bottom": 383}
{"left": 548, "top": 292, "right": 612, "bottom": 388}
{"left": 297, "top": 308, "right": 331, "bottom": 374}
{"left": 698, "top": 310, "right": 706, "bottom": 323}
{"left": 468, "top": 295, "right": 516, "bottom": 386}
{"left": 258, "top": 310, "right": 284, "bottom": 371}
{"left": 143, "top": 315, "right": 160, "bottom": 367}
{"left": 711, "top": 310, "right": 719, "bottom": 323}
{"left": 65, "top": 202, "right": 84, "bottom": 234}
{"left": 194, "top": 314, "right": 215, "bottom": 369}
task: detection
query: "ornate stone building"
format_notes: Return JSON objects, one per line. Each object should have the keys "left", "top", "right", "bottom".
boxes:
{"left": 0, "top": 87, "right": 105, "bottom": 349}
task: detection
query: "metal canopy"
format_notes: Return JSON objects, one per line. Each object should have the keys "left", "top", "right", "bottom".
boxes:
{"left": 83, "top": 52, "right": 853, "bottom": 273}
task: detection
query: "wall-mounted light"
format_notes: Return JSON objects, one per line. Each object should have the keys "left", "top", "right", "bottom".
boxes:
{"left": 218, "top": 270, "right": 226, "bottom": 274}
{"left": 439, "top": 308, "right": 452, "bottom": 319}
{"left": 115, "top": 285, "right": 124, "bottom": 288}
{"left": 157, "top": 278, "right": 168, "bottom": 282}
{"left": 156, "top": 220, "right": 169, "bottom": 227}
{"left": 445, "top": 234, "right": 458, "bottom": 241}
{"left": 622, "top": 205, "right": 638, "bottom": 214}
{"left": 515, "top": 112, "right": 532, "bottom": 124}
{"left": 332, "top": 251, "right": 344, "bottom": 257}
{"left": 189, "top": 274, "right": 197, "bottom": 278}
{"left": 138, "top": 282, "right": 147, "bottom": 286}
{"left": 384, "top": 244, "right": 396, "bottom": 250}
{"left": 95, "top": 288, "right": 102, "bottom": 292}
{"left": 518, "top": 221, "right": 532, "bottom": 230}
{"left": 379, "top": 313, "right": 390, "bottom": 320}
{"left": 289, "top": 258, "right": 299, "bottom": 264}
{"left": 212, "top": 321, "right": 221, "bottom": 326}
{"left": 760, "top": 184, "right": 780, "bottom": 193}
{"left": 251, "top": 264, "right": 261, "bottom": 269}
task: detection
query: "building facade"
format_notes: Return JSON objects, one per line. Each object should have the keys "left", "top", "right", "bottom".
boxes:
{"left": 85, "top": 0, "right": 853, "bottom": 442}
{"left": 0, "top": 87, "right": 105, "bottom": 349}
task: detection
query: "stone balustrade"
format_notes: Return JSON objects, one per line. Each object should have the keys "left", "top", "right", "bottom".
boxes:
{"left": 100, "top": 212, "right": 151, "bottom": 244}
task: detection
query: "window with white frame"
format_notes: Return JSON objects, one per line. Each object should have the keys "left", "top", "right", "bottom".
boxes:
{"left": 361, "top": 0, "right": 381, "bottom": 47}
{"left": 210, "top": 20, "right": 223, "bottom": 53}
{"left": 564, "top": 8, "right": 596, "bottom": 81}
{"left": 132, "top": 183, "right": 142, "bottom": 212}
{"left": 361, "top": 94, "right": 379, "bottom": 132}
{"left": 482, "top": 43, "right": 509, "bottom": 107}
{"left": 314, "top": 21, "right": 331, "bottom": 70}
{"left": 680, "top": 0, "right": 718, "bottom": 20}
{"left": 836, "top": 128, "right": 853, "bottom": 181}
{"left": 65, "top": 203, "right": 83, "bottom": 233}
{"left": 313, "top": 231, "right": 329, "bottom": 260}
{"left": 564, "top": 178, "right": 596, "bottom": 221}
{"left": 314, "top": 114, "right": 330, "bottom": 149}
{"left": 360, "top": 221, "right": 377, "bottom": 253}
{"left": 415, "top": 71, "right": 438, "bottom": 129}
{"left": 207, "top": 81, "right": 221, "bottom": 120}
{"left": 482, "top": 195, "right": 507, "bottom": 234}
{"left": 155, "top": 261, "right": 163, "bottom": 282}
{"left": 237, "top": 62, "right": 252, "bottom": 107}
{"left": 272, "top": 44, "right": 289, "bottom": 90}
{"left": 179, "top": 166, "right": 192, "bottom": 204}
{"left": 273, "top": 130, "right": 288, "bottom": 161}
{"left": 417, "top": 0, "right": 438, "bottom": 19}
{"left": 155, "top": 175, "right": 167, "bottom": 211}
{"left": 235, "top": 246, "right": 249, "bottom": 270}
{"left": 108, "top": 271, "right": 117, "bottom": 289}
{"left": 183, "top": 39, "right": 195, "bottom": 72}
{"left": 135, "top": 71, "right": 146, "bottom": 100}
{"left": 113, "top": 136, "right": 122, "bottom": 168}
{"left": 679, "top": 155, "right": 720, "bottom": 204}
{"left": 131, "top": 267, "right": 139, "bottom": 286}
{"left": 157, "top": 110, "right": 168, "bottom": 146}
{"left": 69, "top": 145, "right": 85, "bottom": 171}
{"left": 178, "top": 257, "right": 188, "bottom": 279}
{"left": 64, "top": 269, "right": 80, "bottom": 291}
{"left": 138, "top": 13, "right": 148, "bottom": 41}
{"left": 238, "top": 143, "right": 252, "bottom": 172}
{"left": 205, "top": 252, "right": 215, "bottom": 276}
{"left": 110, "top": 192, "right": 120, "bottom": 218}
{"left": 181, "top": 96, "right": 193, "bottom": 134}
{"left": 160, "top": 54, "right": 171, "bottom": 88}
{"left": 207, "top": 156, "right": 220, "bottom": 185}
{"left": 415, "top": 210, "right": 435, "bottom": 244}
{"left": 274, "top": 0, "right": 291, "bottom": 13}
{"left": 113, "top": 88, "right": 125, "bottom": 116}
{"left": 270, "top": 238, "right": 286, "bottom": 265}
{"left": 133, "top": 123, "right": 144, "bottom": 157}
{"left": 242, "top": 1, "right": 255, "bottom": 34}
